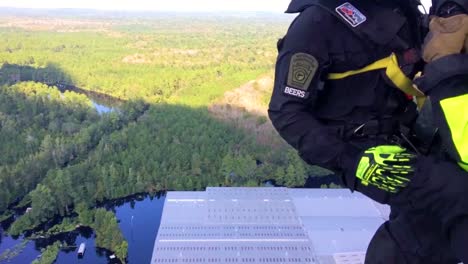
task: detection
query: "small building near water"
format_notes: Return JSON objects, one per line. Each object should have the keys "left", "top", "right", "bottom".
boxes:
{"left": 77, "top": 243, "right": 86, "bottom": 257}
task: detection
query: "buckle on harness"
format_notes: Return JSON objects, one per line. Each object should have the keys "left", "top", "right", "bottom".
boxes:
{"left": 388, "top": 125, "right": 422, "bottom": 155}
{"left": 353, "top": 123, "right": 366, "bottom": 137}
{"left": 389, "top": 134, "right": 404, "bottom": 146}
{"left": 352, "top": 120, "right": 381, "bottom": 138}
{"left": 349, "top": 119, "right": 423, "bottom": 154}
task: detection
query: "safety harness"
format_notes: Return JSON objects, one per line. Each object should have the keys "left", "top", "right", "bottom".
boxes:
{"left": 328, "top": 52, "right": 427, "bottom": 109}
{"left": 301, "top": 0, "right": 433, "bottom": 153}
{"left": 305, "top": 0, "right": 427, "bottom": 108}
{"left": 328, "top": 53, "right": 422, "bottom": 97}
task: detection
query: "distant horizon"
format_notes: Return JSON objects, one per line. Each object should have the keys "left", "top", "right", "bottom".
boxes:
{"left": 0, "top": 0, "right": 290, "bottom": 13}
{"left": 0, "top": 0, "right": 435, "bottom": 13}
{"left": 0, "top": 6, "right": 285, "bottom": 14}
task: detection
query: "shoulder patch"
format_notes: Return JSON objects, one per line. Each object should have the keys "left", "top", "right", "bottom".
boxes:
{"left": 287, "top": 53, "right": 319, "bottom": 91}
{"left": 335, "top": 2, "right": 367, "bottom": 28}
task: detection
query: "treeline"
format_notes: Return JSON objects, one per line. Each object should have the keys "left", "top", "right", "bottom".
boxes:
{"left": 6, "top": 100, "right": 320, "bottom": 228}
{"left": 0, "top": 81, "right": 327, "bottom": 262}
{"left": 0, "top": 82, "right": 145, "bottom": 262}
{"left": 76, "top": 207, "right": 128, "bottom": 262}
{"left": 0, "top": 16, "right": 288, "bottom": 105}
{"left": 0, "top": 81, "right": 95, "bottom": 166}
{"left": 0, "top": 81, "right": 98, "bottom": 211}
{"left": 0, "top": 15, "right": 333, "bottom": 263}
{"left": 24, "top": 208, "right": 127, "bottom": 264}
{"left": 0, "top": 82, "right": 148, "bottom": 213}
{"left": 32, "top": 242, "right": 60, "bottom": 264}
{"left": 2, "top": 82, "right": 324, "bottom": 235}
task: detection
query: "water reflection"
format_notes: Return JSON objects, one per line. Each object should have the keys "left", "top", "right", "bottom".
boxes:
{"left": 54, "top": 83, "right": 123, "bottom": 114}
{"left": 93, "top": 102, "right": 114, "bottom": 114}
{"left": 0, "top": 237, "right": 39, "bottom": 264}
{"left": 0, "top": 194, "right": 166, "bottom": 264}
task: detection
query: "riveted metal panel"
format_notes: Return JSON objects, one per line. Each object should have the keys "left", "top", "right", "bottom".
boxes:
{"left": 151, "top": 188, "right": 389, "bottom": 264}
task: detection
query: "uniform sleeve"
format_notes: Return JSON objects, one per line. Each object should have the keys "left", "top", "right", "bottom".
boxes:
{"left": 415, "top": 54, "right": 468, "bottom": 171}
{"left": 268, "top": 7, "right": 362, "bottom": 174}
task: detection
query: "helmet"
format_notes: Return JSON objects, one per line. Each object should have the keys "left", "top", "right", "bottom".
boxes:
{"left": 431, "top": 0, "right": 468, "bottom": 15}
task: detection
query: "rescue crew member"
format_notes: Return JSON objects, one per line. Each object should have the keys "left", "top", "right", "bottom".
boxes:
{"left": 268, "top": 0, "right": 468, "bottom": 262}
{"left": 417, "top": 0, "right": 468, "bottom": 172}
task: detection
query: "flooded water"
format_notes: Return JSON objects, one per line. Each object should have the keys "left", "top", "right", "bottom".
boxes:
{"left": 54, "top": 83, "right": 123, "bottom": 114}
{"left": 92, "top": 101, "right": 114, "bottom": 114}
{"left": 1, "top": 176, "right": 339, "bottom": 264}
{"left": 0, "top": 194, "right": 166, "bottom": 264}
{"left": 0, "top": 235, "right": 40, "bottom": 264}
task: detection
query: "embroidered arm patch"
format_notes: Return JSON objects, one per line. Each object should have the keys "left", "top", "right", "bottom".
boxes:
{"left": 336, "top": 2, "right": 367, "bottom": 28}
{"left": 287, "top": 53, "right": 319, "bottom": 91}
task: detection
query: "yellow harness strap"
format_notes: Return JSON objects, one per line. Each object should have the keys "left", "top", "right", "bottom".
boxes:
{"left": 328, "top": 53, "right": 426, "bottom": 105}
{"left": 328, "top": 55, "right": 392, "bottom": 80}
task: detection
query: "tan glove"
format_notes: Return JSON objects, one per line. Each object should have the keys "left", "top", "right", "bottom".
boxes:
{"left": 423, "top": 14, "right": 468, "bottom": 62}
{"left": 466, "top": 33, "right": 468, "bottom": 52}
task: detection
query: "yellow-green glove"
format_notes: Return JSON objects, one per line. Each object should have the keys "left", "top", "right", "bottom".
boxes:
{"left": 356, "top": 146, "right": 416, "bottom": 193}
{"left": 460, "top": 162, "right": 468, "bottom": 172}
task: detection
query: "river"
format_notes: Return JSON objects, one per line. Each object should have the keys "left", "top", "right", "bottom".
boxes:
{"left": 0, "top": 193, "right": 166, "bottom": 264}
{"left": 93, "top": 101, "right": 114, "bottom": 114}
{"left": 54, "top": 83, "right": 124, "bottom": 114}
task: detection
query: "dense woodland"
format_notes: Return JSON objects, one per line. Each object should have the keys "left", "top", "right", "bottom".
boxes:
{"left": 0, "top": 14, "right": 285, "bottom": 106}
{"left": 0, "top": 12, "right": 332, "bottom": 263}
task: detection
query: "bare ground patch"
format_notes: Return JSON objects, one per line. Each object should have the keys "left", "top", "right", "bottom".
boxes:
{"left": 122, "top": 53, "right": 151, "bottom": 64}
{"left": 208, "top": 75, "right": 286, "bottom": 148}
{"left": 0, "top": 16, "right": 124, "bottom": 37}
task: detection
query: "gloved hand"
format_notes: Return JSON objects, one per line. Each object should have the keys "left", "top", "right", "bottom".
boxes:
{"left": 460, "top": 162, "right": 468, "bottom": 172}
{"left": 423, "top": 14, "right": 468, "bottom": 62}
{"left": 466, "top": 34, "right": 468, "bottom": 52}
{"left": 356, "top": 146, "right": 416, "bottom": 193}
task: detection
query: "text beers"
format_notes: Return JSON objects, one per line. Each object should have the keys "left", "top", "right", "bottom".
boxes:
{"left": 284, "top": 86, "right": 308, "bottom": 99}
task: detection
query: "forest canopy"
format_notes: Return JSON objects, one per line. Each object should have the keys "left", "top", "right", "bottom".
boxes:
{"left": 0, "top": 12, "right": 333, "bottom": 263}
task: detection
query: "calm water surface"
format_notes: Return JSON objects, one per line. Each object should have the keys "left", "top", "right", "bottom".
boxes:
{"left": 0, "top": 194, "right": 166, "bottom": 264}
{"left": 93, "top": 101, "right": 114, "bottom": 114}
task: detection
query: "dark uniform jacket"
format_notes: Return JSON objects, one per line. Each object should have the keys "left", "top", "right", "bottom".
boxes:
{"left": 268, "top": 0, "right": 423, "bottom": 187}
{"left": 415, "top": 54, "right": 468, "bottom": 172}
